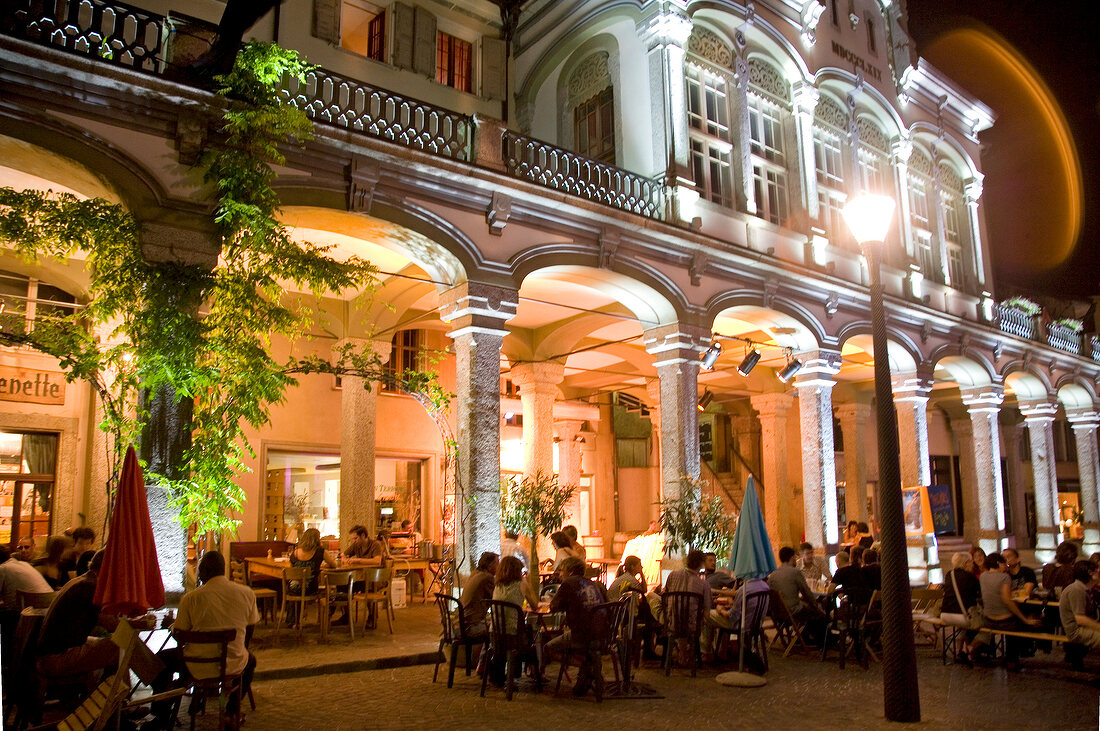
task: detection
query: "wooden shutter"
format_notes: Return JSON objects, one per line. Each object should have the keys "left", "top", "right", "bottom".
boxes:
{"left": 412, "top": 6, "right": 437, "bottom": 77}
{"left": 392, "top": 2, "right": 415, "bottom": 70}
{"left": 481, "top": 36, "right": 506, "bottom": 101}
{"left": 312, "top": 0, "right": 340, "bottom": 44}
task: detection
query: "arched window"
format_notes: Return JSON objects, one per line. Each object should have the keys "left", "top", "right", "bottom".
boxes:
{"left": 813, "top": 96, "right": 848, "bottom": 240}
{"left": 685, "top": 29, "right": 735, "bottom": 207}
{"left": 938, "top": 161, "right": 969, "bottom": 289}
{"left": 567, "top": 52, "right": 615, "bottom": 164}
{"left": 747, "top": 59, "right": 790, "bottom": 226}
{"left": 906, "top": 148, "right": 938, "bottom": 282}
{"left": 856, "top": 117, "right": 890, "bottom": 194}
{"left": 0, "top": 271, "right": 79, "bottom": 337}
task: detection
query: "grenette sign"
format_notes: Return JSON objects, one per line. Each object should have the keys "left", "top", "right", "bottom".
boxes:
{"left": 0, "top": 366, "right": 66, "bottom": 405}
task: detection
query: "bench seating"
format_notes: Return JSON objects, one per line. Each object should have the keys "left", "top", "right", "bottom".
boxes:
{"left": 928, "top": 616, "right": 1088, "bottom": 669}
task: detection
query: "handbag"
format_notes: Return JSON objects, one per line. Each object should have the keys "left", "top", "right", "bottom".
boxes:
{"left": 951, "top": 570, "right": 983, "bottom": 630}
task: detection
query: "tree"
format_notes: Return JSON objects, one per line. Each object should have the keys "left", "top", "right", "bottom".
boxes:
{"left": 500, "top": 470, "right": 577, "bottom": 595}
{"left": 658, "top": 476, "right": 737, "bottom": 558}
{"left": 0, "top": 41, "right": 447, "bottom": 537}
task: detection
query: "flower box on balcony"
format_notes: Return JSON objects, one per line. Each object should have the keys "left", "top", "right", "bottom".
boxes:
{"left": 1090, "top": 335, "right": 1100, "bottom": 361}
{"left": 995, "top": 303, "right": 1038, "bottom": 340}
{"left": 1046, "top": 322, "right": 1082, "bottom": 354}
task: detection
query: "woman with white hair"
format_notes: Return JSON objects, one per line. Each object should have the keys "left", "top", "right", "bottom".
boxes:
{"left": 940, "top": 551, "right": 982, "bottom": 664}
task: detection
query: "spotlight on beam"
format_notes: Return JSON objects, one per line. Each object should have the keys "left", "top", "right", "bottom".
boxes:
{"left": 701, "top": 341, "right": 722, "bottom": 370}
{"left": 737, "top": 348, "right": 761, "bottom": 376}
{"left": 697, "top": 389, "right": 714, "bottom": 411}
{"left": 776, "top": 358, "right": 803, "bottom": 383}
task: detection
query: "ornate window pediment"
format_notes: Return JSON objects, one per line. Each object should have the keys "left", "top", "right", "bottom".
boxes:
{"left": 747, "top": 58, "right": 790, "bottom": 102}
{"left": 908, "top": 147, "right": 933, "bottom": 177}
{"left": 815, "top": 97, "right": 849, "bottom": 132}
{"left": 937, "top": 161, "right": 963, "bottom": 192}
{"left": 567, "top": 51, "right": 611, "bottom": 108}
{"left": 856, "top": 117, "right": 888, "bottom": 152}
{"left": 687, "top": 27, "right": 733, "bottom": 69}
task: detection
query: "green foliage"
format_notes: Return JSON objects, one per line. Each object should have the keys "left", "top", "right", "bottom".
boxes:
{"left": 1052, "top": 317, "right": 1084, "bottom": 333}
{"left": 658, "top": 476, "right": 737, "bottom": 557}
{"left": 1000, "top": 296, "right": 1041, "bottom": 317}
{"left": 500, "top": 470, "right": 576, "bottom": 591}
{"left": 0, "top": 42, "right": 447, "bottom": 536}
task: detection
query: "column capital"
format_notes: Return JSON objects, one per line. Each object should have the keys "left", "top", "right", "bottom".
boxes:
{"left": 792, "top": 350, "right": 840, "bottom": 388}
{"left": 440, "top": 282, "right": 518, "bottom": 337}
{"left": 791, "top": 81, "right": 820, "bottom": 114}
{"left": 1066, "top": 408, "right": 1100, "bottom": 427}
{"left": 643, "top": 324, "right": 708, "bottom": 366}
{"left": 835, "top": 401, "right": 873, "bottom": 421}
{"left": 750, "top": 391, "right": 797, "bottom": 417}
{"left": 891, "top": 372, "right": 933, "bottom": 402}
{"left": 637, "top": 5, "right": 692, "bottom": 49}
{"left": 1018, "top": 399, "right": 1059, "bottom": 422}
{"left": 960, "top": 385, "right": 1003, "bottom": 410}
{"left": 509, "top": 361, "right": 565, "bottom": 393}
{"left": 554, "top": 419, "right": 585, "bottom": 439}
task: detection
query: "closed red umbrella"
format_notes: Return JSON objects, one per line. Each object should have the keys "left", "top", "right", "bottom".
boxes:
{"left": 94, "top": 445, "right": 165, "bottom": 614}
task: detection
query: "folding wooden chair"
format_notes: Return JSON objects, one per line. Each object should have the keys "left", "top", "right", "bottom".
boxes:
{"left": 764, "top": 589, "right": 810, "bottom": 657}
{"left": 49, "top": 619, "right": 139, "bottom": 731}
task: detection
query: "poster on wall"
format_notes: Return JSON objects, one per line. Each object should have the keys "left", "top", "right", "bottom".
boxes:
{"left": 902, "top": 485, "right": 934, "bottom": 536}
{"left": 926, "top": 483, "right": 956, "bottom": 535}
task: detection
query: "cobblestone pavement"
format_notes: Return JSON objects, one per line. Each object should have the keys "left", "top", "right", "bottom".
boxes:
{"left": 243, "top": 647, "right": 1100, "bottom": 730}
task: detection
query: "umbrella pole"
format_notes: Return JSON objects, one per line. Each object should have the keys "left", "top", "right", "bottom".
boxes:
{"left": 737, "top": 585, "right": 747, "bottom": 672}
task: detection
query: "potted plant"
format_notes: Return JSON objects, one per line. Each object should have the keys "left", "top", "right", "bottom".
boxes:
{"left": 658, "top": 476, "right": 737, "bottom": 558}
{"left": 499, "top": 470, "right": 577, "bottom": 596}
{"left": 996, "top": 296, "right": 1041, "bottom": 339}
{"left": 999, "top": 296, "right": 1041, "bottom": 316}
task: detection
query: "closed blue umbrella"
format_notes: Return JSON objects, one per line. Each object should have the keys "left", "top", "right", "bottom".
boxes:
{"left": 719, "top": 476, "right": 776, "bottom": 685}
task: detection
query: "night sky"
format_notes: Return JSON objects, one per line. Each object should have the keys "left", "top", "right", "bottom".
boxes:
{"left": 905, "top": 0, "right": 1100, "bottom": 300}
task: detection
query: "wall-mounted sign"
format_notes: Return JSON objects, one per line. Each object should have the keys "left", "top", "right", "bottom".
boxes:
{"left": 0, "top": 366, "right": 66, "bottom": 405}
{"left": 902, "top": 485, "right": 934, "bottom": 536}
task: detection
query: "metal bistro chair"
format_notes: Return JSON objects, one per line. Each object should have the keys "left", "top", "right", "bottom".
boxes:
{"left": 433, "top": 593, "right": 487, "bottom": 688}
{"left": 723, "top": 586, "right": 771, "bottom": 674}
{"left": 661, "top": 591, "right": 705, "bottom": 677}
{"left": 821, "top": 590, "right": 868, "bottom": 669}
{"left": 480, "top": 600, "right": 541, "bottom": 701}
{"left": 276, "top": 566, "right": 320, "bottom": 642}
{"left": 320, "top": 569, "right": 359, "bottom": 642}
{"left": 172, "top": 628, "right": 244, "bottom": 731}
{"left": 553, "top": 600, "right": 626, "bottom": 702}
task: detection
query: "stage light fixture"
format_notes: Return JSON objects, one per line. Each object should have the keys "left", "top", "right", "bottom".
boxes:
{"left": 737, "top": 348, "right": 761, "bottom": 376}
{"left": 701, "top": 341, "right": 721, "bottom": 370}
{"left": 776, "top": 358, "right": 803, "bottom": 383}
{"left": 697, "top": 389, "right": 714, "bottom": 411}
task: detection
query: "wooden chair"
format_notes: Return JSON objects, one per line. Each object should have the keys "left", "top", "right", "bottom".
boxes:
{"left": 172, "top": 628, "right": 243, "bottom": 731}
{"left": 16, "top": 589, "right": 55, "bottom": 610}
{"left": 319, "top": 569, "right": 359, "bottom": 641}
{"left": 910, "top": 587, "right": 943, "bottom": 646}
{"left": 821, "top": 590, "right": 868, "bottom": 669}
{"left": 660, "top": 591, "right": 705, "bottom": 677}
{"left": 480, "top": 600, "right": 540, "bottom": 701}
{"left": 433, "top": 593, "right": 487, "bottom": 688}
{"left": 276, "top": 566, "right": 320, "bottom": 642}
{"left": 860, "top": 590, "right": 883, "bottom": 662}
{"left": 553, "top": 601, "right": 626, "bottom": 702}
{"left": 51, "top": 619, "right": 139, "bottom": 731}
{"left": 765, "top": 588, "right": 810, "bottom": 657}
{"left": 357, "top": 566, "right": 394, "bottom": 633}
{"left": 230, "top": 560, "right": 277, "bottom": 625}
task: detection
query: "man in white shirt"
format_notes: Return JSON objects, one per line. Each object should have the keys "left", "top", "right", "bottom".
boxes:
{"left": 0, "top": 545, "right": 52, "bottom": 649}
{"left": 149, "top": 551, "right": 259, "bottom": 729}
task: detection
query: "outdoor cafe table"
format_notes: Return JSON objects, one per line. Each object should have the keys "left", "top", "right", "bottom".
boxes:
{"left": 244, "top": 556, "right": 434, "bottom": 601}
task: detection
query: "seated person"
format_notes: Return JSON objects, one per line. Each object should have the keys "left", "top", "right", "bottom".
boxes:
{"left": 286, "top": 528, "right": 335, "bottom": 627}
{"left": 841, "top": 520, "right": 860, "bottom": 549}
{"left": 1059, "top": 559, "right": 1100, "bottom": 651}
{"left": 12, "top": 536, "right": 37, "bottom": 563}
{"left": 1003, "top": 547, "right": 1037, "bottom": 596}
{"left": 487, "top": 556, "right": 538, "bottom": 683}
{"left": 459, "top": 552, "right": 498, "bottom": 637}
{"left": 0, "top": 545, "right": 52, "bottom": 649}
{"left": 797, "top": 542, "right": 832, "bottom": 584}
{"left": 704, "top": 552, "right": 737, "bottom": 590}
{"left": 342, "top": 524, "right": 385, "bottom": 564}
{"left": 36, "top": 550, "right": 155, "bottom": 679}
{"left": 550, "top": 531, "right": 581, "bottom": 570}
{"left": 830, "top": 550, "right": 869, "bottom": 604}
{"left": 500, "top": 531, "right": 529, "bottom": 572}
{"left": 1041, "top": 541, "right": 1078, "bottom": 592}
{"left": 661, "top": 549, "right": 714, "bottom": 658}
{"left": 608, "top": 555, "right": 660, "bottom": 659}
{"left": 975, "top": 552, "right": 1041, "bottom": 668}
{"left": 563, "top": 525, "right": 587, "bottom": 562}
{"left": 941, "top": 552, "right": 981, "bottom": 662}
{"left": 854, "top": 522, "right": 874, "bottom": 549}
{"left": 860, "top": 549, "right": 882, "bottom": 592}
{"left": 768, "top": 546, "right": 827, "bottom": 645}
{"left": 149, "top": 551, "right": 260, "bottom": 729}
{"left": 61, "top": 527, "right": 96, "bottom": 578}
{"left": 33, "top": 535, "right": 73, "bottom": 590}
{"left": 546, "top": 557, "right": 607, "bottom": 696}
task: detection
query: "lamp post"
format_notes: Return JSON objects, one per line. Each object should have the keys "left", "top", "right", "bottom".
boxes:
{"left": 842, "top": 193, "right": 920, "bottom": 723}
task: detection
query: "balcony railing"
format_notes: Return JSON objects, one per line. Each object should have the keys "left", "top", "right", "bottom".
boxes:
{"left": 281, "top": 67, "right": 472, "bottom": 162}
{"left": 1045, "top": 322, "right": 1083, "bottom": 354}
{"left": 1, "top": 0, "right": 165, "bottom": 73}
{"left": 994, "top": 304, "right": 1037, "bottom": 340}
{"left": 502, "top": 132, "right": 665, "bottom": 220}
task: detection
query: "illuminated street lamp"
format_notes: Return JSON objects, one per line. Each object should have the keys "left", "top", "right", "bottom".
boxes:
{"left": 842, "top": 193, "right": 920, "bottom": 723}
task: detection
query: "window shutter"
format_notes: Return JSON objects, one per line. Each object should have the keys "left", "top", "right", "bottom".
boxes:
{"left": 481, "top": 36, "right": 506, "bottom": 101}
{"left": 412, "top": 7, "right": 437, "bottom": 77}
{"left": 392, "top": 2, "right": 415, "bottom": 70}
{"left": 312, "top": 0, "right": 341, "bottom": 44}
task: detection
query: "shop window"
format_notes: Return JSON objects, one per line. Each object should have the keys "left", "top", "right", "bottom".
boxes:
{"left": 341, "top": 1, "right": 386, "bottom": 61}
{"left": 264, "top": 449, "right": 341, "bottom": 540}
{"left": 0, "top": 430, "right": 58, "bottom": 545}
{"left": 436, "top": 31, "right": 472, "bottom": 92}
{"left": 376, "top": 457, "right": 422, "bottom": 531}
{"left": 574, "top": 86, "right": 615, "bottom": 164}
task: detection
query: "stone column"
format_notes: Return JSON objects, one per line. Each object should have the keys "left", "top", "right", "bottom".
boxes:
{"left": 961, "top": 386, "right": 1007, "bottom": 553}
{"left": 999, "top": 415, "right": 1028, "bottom": 547}
{"left": 509, "top": 362, "right": 565, "bottom": 478}
{"left": 892, "top": 373, "right": 932, "bottom": 488}
{"left": 751, "top": 392, "right": 797, "bottom": 547}
{"left": 1018, "top": 400, "right": 1060, "bottom": 561}
{"left": 791, "top": 82, "right": 820, "bottom": 219}
{"left": 964, "top": 178, "right": 986, "bottom": 288}
{"left": 890, "top": 140, "right": 914, "bottom": 260}
{"left": 835, "top": 401, "right": 872, "bottom": 524}
{"left": 793, "top": 352, "right": 840, "bottom": 551}
{"left": 337, "top": 338, "right": 390, "bottom": 539}
{"left": 1066, "top": 409, "right": 1100, "bottom": 555}
{"left": 643, "top": 325, "right": 706, "bottom": 500}
{"left": 555, "top": 419, "right": 586, "bottom": 530}
{"left": 638, "top": 7, "right": 692, "bottom": 180}
{"left": 440, "top": 283, "right": 518, "bottom": 573}
{"left": 949, "top": 415, "right": 978, "bottom": 544}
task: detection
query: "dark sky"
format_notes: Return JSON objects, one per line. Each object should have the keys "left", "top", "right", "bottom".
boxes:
{"left": 905, "top": 0, "right": 1100, "bottom": 299}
